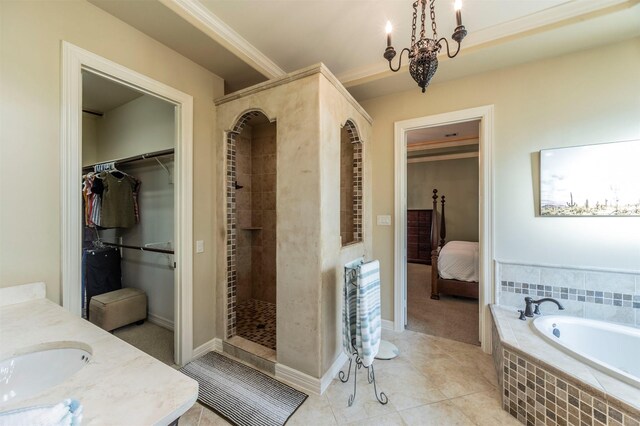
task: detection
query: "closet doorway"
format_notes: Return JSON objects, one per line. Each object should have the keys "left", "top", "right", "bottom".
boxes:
{"left": 82, "top": 70, "right": 177, "bottom": 364}
{"left": 61, "top": 43, "right": 194, "bottom": 366}
{"left": 405, "top": 121, "right": 480, "bottom": 346}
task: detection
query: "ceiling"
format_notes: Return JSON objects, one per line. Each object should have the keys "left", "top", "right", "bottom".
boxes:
{"left": 407, "top": 120, "right": 479, "bottom": 161}
{"left": 82, "top": 71, "right": 144, "bottom": 114}
{"left": 89, "top": 0, "right": 640, "bottom": 100}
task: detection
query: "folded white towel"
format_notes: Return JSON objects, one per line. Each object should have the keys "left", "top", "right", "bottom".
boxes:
{"left": 0, "top": 399, "right": 83, "bottom": 426}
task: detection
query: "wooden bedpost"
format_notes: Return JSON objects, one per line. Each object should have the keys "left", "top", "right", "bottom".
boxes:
{"left": 430, "top": 189, "right": 440, "bottom": 300}
{"left": 439, "top": 195, "right": 446, "bottom": 249}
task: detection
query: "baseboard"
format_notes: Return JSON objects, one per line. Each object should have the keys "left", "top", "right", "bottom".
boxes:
{"left": 192, "top": 337, "right": 221, "bottom": 359}
{"left": 147, "top": 312, "right": 174, "bottom": 331}
{"left": 275, "top": 364, "right": 321, "bottom": 395}
{"left": 320, "top": 352, "right": 348, "bottom": 394}
{"left": 275, "top": 351, "right": 349, "bottom": 396}
{"left": 381, "top": 319, "right": 395, "bottom": 331}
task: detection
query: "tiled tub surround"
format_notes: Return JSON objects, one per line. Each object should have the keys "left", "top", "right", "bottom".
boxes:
{"left": 498, "top": 262, "right": 640, "bottom": 328}
{"left": 0, "top": 283, "right": 197, "bottom": 424}
{"left": 490, "top": 305, "right": 640, "bottom": 426}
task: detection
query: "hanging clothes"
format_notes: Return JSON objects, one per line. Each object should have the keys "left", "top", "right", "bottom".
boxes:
{"left": 99, "top": 171, "right": 140, "bottom": 228}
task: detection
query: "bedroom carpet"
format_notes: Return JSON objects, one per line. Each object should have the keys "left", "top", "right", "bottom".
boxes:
{"left": 407, "top": 263, "right": 480, "bottom": 346}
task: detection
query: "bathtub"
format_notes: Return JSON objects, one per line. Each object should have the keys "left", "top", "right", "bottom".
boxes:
{"left": 531, "top": 315, "right": 640, "bottom": 388}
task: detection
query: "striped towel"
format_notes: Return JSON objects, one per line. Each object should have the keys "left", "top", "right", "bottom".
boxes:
{"left": 342, "top": 259, "right": 362, "bottom": 357}
{"left": 355, "top": 260, "right": 381, "bottom": 367}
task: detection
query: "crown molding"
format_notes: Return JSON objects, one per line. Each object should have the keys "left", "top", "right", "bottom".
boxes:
{"left": 159, "top": 0, "right": 286, "bottom": 79}
{"left": 338, "top": 0, "right": 634, "bottom": 87}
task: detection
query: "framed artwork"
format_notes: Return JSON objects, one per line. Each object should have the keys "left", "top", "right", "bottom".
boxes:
{"left": 540, "top": 140, "right": 640, "bottom": 216}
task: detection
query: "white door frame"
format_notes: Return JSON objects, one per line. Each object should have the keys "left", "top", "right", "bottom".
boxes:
{"left": 60, "top": 42, "right": 194, "bottom": 365}
{"left": 393, "top": 105, "right": 494, "bottom": 353}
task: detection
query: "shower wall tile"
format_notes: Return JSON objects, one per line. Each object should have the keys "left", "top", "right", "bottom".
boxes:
{"left": 498, "top": 262, "right": 639, "bottom": 328}
{"left": 263, "top": 173, "right": 276, "bottom": 192}
{"left": 251, "top": 155, "right": 263, "bottom": 174}
{"left": 263, "top": 191, "right": 276, "bottom": 210}
{"left": 263, "top": 154, "right": 276, "bottom": 174}
{"left": 251, "top": 124, "right": 277, "bottom": 305}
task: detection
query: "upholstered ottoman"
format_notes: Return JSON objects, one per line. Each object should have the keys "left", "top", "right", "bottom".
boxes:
{"left": 89, "top": 287, "right": 147, "bottom": 332}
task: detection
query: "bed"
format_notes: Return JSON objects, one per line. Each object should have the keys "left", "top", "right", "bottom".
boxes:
{"left": 429, "top": 189, "right": 479, "bottom": 300}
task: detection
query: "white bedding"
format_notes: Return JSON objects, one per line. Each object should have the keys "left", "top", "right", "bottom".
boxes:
{"left": 437, "top": 241, "right": 479, "bottom": 282}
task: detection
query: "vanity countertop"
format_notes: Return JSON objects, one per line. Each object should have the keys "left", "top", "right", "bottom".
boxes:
{"left": 0, "top": 283, "right": 198, "bottom": 425}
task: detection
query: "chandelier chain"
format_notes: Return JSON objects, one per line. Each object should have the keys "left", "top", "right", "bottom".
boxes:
{"left": 420, "top": 0, "right": 427, "bottom": 41}
{"left": 430, "top": 0, "right": 438, "bottom": 39}
{"left": 411, "top": 1, "right": 418, "bottom": 46}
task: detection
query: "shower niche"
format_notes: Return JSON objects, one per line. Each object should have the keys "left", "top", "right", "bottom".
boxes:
{"left": 217, "top": 64, "right": 372, "bottom": 386}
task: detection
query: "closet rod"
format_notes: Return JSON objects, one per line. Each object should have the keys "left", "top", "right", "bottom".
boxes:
{"left": 82, "top": 148, "right": 174, "bottom": 171}
{"left": 103, "top": 242, "right": 174, "bottom": 255}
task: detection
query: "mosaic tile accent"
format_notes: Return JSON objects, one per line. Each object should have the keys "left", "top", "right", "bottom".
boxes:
{"left": 236, "top": 298, "right": 276, "bottom": 350}
{"left": 226, "top": 110, "right": 263, "bottom": 338}
{"left": 343, "top": 119, "right": 363, "bottom": 243}
{"left": 501, "top": 281, "right": 640, "bottom": 309}
{"left": 501, "top": 347, "right": 639, "bottom": 426}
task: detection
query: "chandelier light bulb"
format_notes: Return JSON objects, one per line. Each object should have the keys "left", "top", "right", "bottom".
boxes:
{"left": 454, "top": 0, "right": 462, "bottom": 11}
{"left": 385, "top": 21, "right": 393, "bottom": 47}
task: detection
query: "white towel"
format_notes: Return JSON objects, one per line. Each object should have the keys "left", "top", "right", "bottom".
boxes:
{"left": 355, "top": 260, "right": 381, "bottom": 367}
{"left": 0, "top": 399, "right": 83, "bottom": 426}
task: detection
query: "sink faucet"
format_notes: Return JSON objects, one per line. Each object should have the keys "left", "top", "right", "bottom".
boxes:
{"left": 523, "top": 296, "right": 565, "bottom": 317}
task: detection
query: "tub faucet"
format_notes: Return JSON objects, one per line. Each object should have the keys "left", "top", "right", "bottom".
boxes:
{"left": 524, "top": 296, "right": 565, "bottom": 317}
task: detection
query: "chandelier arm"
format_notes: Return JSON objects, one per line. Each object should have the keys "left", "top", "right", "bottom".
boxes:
{"left": 387, "top": 48, "right": 412, "bottom": 72}
{"left": 437, "top": 37, "right": 462, "bottom": 59}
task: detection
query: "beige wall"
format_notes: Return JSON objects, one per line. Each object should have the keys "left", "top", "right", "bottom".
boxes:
{"left": 82, "top": 113, "right": 99, "bottom": 165}
{"left": 92, "top": 94, "right": 175, "bottom": 163}
{"left": 0, "top": 0, "right": 224, "bottom": 348}
{"left": 407, "top": 157, "right": 479, "bottom": 242}
{"left": 361, "top": 37, "right": 640, "bottom": 322}
{"left": 318, "top": 76, "right": 372, "bottom": 375}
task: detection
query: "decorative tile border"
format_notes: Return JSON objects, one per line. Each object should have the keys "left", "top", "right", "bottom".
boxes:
{"left": 343, "top": 119, "right": 363, "bottom": 243}
{"left": 501, "top": 347, "right": 639, "bottom": 426}
{"left": 501, "top": 281, "right": 640, "bottom": 309}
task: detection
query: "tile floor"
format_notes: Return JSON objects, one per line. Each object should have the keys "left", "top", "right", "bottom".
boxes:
{"left": 236, "top": 299, "right": 277, "bottom": 350}
{"left": 180, "top": 328, "right": 519, "bottom": 426}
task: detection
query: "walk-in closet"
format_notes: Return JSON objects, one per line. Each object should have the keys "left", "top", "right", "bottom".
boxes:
{"left": 81, "top": 71, "right": 177, "bottom": 366}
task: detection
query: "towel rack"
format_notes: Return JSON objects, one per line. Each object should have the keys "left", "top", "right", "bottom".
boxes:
{"left": 340, "top": 262, "right": 388, "bottom": 407}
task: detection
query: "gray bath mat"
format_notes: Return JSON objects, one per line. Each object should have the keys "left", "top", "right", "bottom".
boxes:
{"left": 179, "top": 351, "right": 307, "bottom": 426}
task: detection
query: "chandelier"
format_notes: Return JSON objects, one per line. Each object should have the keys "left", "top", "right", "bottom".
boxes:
{"left": 383, "top": 0, "right": 467, "bottom": 93}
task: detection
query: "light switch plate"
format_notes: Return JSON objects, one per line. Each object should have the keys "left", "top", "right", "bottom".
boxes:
{"left": 377, "top": 215, "right": 392, "bottom": 226}
{"left": 196, "top": 240, "right": 204, "bottom": 253}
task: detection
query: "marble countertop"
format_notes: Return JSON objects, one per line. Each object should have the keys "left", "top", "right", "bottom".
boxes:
{"left": 0, "top": 283, "right": 198, "bottom": 425}
{"left": 490, "top": 304, "right": 639, "bottom": 416}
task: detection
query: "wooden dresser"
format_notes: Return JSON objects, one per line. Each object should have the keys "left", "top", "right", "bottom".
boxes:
{"left": 407, "top": 209, "right": 432, "bottom": 265}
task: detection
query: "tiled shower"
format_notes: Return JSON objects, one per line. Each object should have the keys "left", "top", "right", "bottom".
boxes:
{"left": 226, "top": 112, "right": 277, "bottom": 350}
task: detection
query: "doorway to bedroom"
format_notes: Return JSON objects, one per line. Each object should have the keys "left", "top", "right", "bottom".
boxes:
{"left": 393, "top": 105, "right": 494, "bottom": 353}
{"left": 405, "top": 120, "right": 480, "bottom": 345}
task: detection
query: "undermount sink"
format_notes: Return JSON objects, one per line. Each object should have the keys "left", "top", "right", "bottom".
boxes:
{"left": 0, "top": 342, "right": 91, "bottom": 407}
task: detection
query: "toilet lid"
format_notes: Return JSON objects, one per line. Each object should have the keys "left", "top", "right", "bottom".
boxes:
{"left": 375, "top": 340, "right": 400, "bottom": 360}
